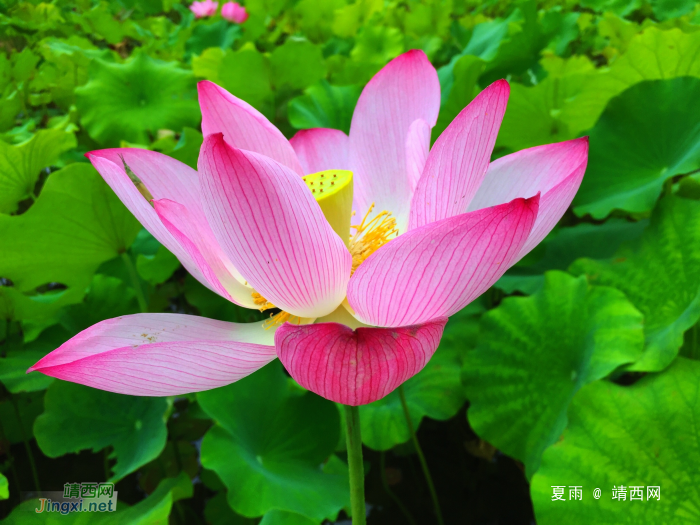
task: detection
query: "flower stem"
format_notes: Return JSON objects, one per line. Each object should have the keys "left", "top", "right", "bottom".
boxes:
{"left": 398, "top": 385, "right": 444, "bottom": 525}
{"left": 120, "top": 251, "right": 148, "bottom": 313}
{"left": 344, "top": 405, "right": 366, "bottom": 525}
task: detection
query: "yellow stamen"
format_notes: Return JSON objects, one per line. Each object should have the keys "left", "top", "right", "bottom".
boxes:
{"left": 349, "top": 203, "right": 398, "bottom": 274}
{"left": 251, "top": 291, "right": 275, "bottom": 311}
{"left": 251, "top": 291, "right": 302, "bottom": 329}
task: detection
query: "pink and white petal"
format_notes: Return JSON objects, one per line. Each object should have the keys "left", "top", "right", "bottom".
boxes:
{"left": 409, "top": 80, "right": 509, "bottom": 230}
{"left": 349, "top": 50, "right": 440, "bottom": 232}
{"left": 28, "top": 313, "right": 276, "bottom": 396}
{"left": 347, "top": 195, "right": 539, "bottom": 327}
{"left": 198, "top": 133, "right": 352, "bottom": 319}
{"left": 154, "top": 199, "right": 256, "bottom": 308}
{"left": 405, "top": 118, "right": 431, "bottom": 193}
{"left": 198, "top": 81, "right": 304, "bottom": 175}
{"left": 275, "top": 318, "right": 447, "bottom": 405}
{"left": 88, "top": 148, "right": 203, "bottom": 213}
{"left": 467, "top": 137, "right": 589, "bottom": 259}
{"left": 87, "top": 153, "right": 213, "bottom": 292}
{"left": 290, "top": 128, "right": 350, "bottom": 174}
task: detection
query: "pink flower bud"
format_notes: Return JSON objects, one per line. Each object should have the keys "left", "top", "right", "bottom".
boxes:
{"left": 221, "top": 1, "right": 248, "bottom": 23}
{"left": 189, "top": 0, "right": 218, "bottom": 18}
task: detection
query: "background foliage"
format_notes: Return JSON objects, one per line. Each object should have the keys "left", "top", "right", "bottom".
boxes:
{"left": 1, "top": 0, "right": 699, "bottom": 523}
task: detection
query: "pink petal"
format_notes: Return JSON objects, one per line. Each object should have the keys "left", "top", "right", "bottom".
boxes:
{"left": 289, "top": 128, "right": 350, "bottom": 174}
{"left": 198, "top": 133, "right": 352, "bottom": 318}
{"left": 198, "top": 81, "right": 304, "bottom": 175}
{"left": 153, "top": 199, "right": 256, "bottom": 308}
{"left": 89, "top": 148, "right": 203, "bottom": 212}
{"left": 409, "top": 80, "right": 509, "bottom": 230}
{"left": 347, "top": 195, "right": 539, "bottom": 327}
{"left": 405, "top": 119, "right": 431, "bottom": 193}
{"left": 221, "top": 1, "right": 248, "bottom": 23}
{"left": 87, "top": 152, "right": 213, "bottom": 292}
{"left": 349, "top": 50, "right": 440, "bottom": 232}
{"left": 467, "top": 137, "right": 589, "bottom": 259}
{"left": 28, "top": 314, "right": 276, "bottom": 396}
{"left": 276, "top": 318, "right": 447, "bottom": 405}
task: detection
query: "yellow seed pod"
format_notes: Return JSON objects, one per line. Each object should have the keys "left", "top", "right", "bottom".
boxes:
{"left": 302, "top": 170, "right": 353, "bottom": 247}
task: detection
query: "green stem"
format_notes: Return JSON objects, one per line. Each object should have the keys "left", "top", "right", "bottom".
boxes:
{"left": 10, "top": 396, "right": 41, "bottom": 494}
{"left": 344, "top": 405, "right": 366, "bottom": 525}
{"left": 120, "top": 251, "right": 148, "bottom": 313}
{"left": 398, "top": 385, "right": 444, "bottom": 525}
{"left": 380, "top": 451, "right": 417, "bottom": 525}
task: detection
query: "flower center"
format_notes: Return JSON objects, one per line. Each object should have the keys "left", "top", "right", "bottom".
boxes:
{"left": 251, "top": 291, "right": 302, "bottom": 329}
{"left": 349, "top": 203, "right": 398, "bottom": 275}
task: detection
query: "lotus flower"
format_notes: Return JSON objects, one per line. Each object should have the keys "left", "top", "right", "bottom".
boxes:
{"left": 189, "top": 0, "right": 218, "bottom": 18}
{"left": 221, "top": 1, "right": 248, "bottom": 23}
{"left": 28, "top": 50, "right": 588, "bottom": 406}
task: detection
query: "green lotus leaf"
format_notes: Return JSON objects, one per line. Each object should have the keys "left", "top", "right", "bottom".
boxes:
{"left": 0, "top": 128, "right": 76, "bottom": 214}
{"left": 204, "top": 492, "right": 257, "bottom": 525}
{"left": 59, "top": 274, "right": 139, "bottom": 335}
{"left": 351, "top": 26, "right": 404, "bottom": 66}
{"left": 198, "top": 361, "right": 349, "bottom": 520}
{"left": 578, "top": 0, "right": 642, "bottom": 15}
{"left": 497, "top": 218, "right": 647, "bottom": 295}
{"left": 0, "top": 391, "right": 44, "bottom": 444}
{"left": 651, "top": 0, "right": 697, "bottom": 21}
{"left": 495, "top": 55, "right": 594, "bottom": 152}
{"left": 0, "top": 163, "right": 141, "bottom": 293}
{"left": 435, "top": 54, "right": 483, "bottom": 140}
{"left": 168, "top": 127, "right": 203, "bottom": 170}
{"left": 34, "top": 381, "right": 169, "bottom": 481}
{"left": 76, "top": 52, "right": 200, "bottom": 145}
{"left": 260, "top": 510, "right": 320, "bottom": 525}
{"left": 192, "top": 47, "right": 272, "bottom": 116}
{"left": 573, "top": 78, "right": 700, "bottom": 219}
{"left": 0, "top": 325, "right": 71, "bottom": 394}
{"left": 288, "top": 80, "right": 360, "bottom": 134}
{"left": 270, "top": 39, "right": 327, "bottom": 91}
{"left": 531, "top": 357, "right": 700, "bottom": 524}
{"left": 185, "top": 20, "right": 242, "bottom": 58}
{"left": 136, "top": 246, "right": 180, "bottom": 286}
{"left": 463, "top": 271, "right": 644, "bottom": 478}
{"left": 571, "top": 196, "right": 700, "bottom": 371}
{"left": 563, "top": 27, "right": 700, "bottom": 140}
{"left": 293, "top": 0, "right": 346, "bottom": 43}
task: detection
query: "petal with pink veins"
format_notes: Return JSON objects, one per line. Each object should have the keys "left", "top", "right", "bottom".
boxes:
{"left": 87, "top": 152, "right": 214, "bottom": 293}
{"left": 467, "top": 137, "right": 589, "bottom": 259}
{"left": 28, "top": 314, "right": 276, "bottom": 396}
{"left": 409, "top": 80, "right": 509, "bottom": 230}
{"left": 153, "top": 199, "right": 256, "bottom": 308}
{"left": 198, "top": 133, "right": 352, "bottom": 319}
{"left": 405, "top": 118, "right": 431, "bottom": 193}
{"left": 88, "top": 148, "right": 204, "bottom": 212}
{"left": 198, "top": 81, "right": 304, "bottom": 175}
{"left": 349, "top": 50, "right": 440, "bottom": 232}
{"left": 348, "top": 195, "right": 539, "bottom": 327}
{"left": 276, "top": 318, "right": 447, "bottom": 405}
{"left": 290, "top": 128, "right": 350, "bottom": 174}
